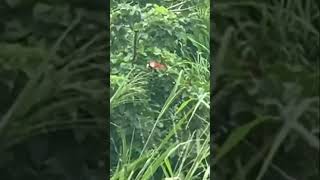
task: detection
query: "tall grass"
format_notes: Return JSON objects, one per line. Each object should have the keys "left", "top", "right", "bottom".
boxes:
{"left": 213, "top": 0, "right": 319, "bottom": 179}
{"left": 110, "top": 1, "right": 210, "bottom": 179}
{"left": 0, "top": 17, "right": 107, "bottom": 150}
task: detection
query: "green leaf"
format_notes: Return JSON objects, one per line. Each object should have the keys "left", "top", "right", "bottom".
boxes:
{"left": 214, "top": 117, "right": 267, "bottom": 163}
{"left": 155, "top": 5, "right": 169, "bottom": 14}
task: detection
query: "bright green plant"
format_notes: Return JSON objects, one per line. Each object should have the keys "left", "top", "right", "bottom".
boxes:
{"left": 111, "top": 0, "right": 210, "bottom": 179}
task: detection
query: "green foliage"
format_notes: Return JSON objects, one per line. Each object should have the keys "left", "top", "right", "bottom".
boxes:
{"left": 0, "top": 1, "right": 106, "bottom": 179}
{"left": 213, "top": 0, "right": 319, "bottom": 179}
{"left": 111, "top": 0, "right": 210, "bottom": 179}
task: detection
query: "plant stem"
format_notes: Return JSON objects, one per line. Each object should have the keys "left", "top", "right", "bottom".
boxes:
{"left": 132, "top": 30, "right": 139, "bottom": 65}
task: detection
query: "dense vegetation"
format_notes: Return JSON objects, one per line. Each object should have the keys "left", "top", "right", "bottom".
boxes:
{"left": 110, "top": 0, "right": 210, "bottom": 179}
{"left": 212, "top": 0, "right": 319, "bottom": 179}
{"left": 0, "top": 0, "right": 318, "bottom": 180}
{"left": 0, "top": 1, "right": 106, "bottom": 179}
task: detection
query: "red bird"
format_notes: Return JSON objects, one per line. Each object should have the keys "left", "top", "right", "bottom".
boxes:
{"left": 146, "top": 60, "right": 167, "bottom": 70}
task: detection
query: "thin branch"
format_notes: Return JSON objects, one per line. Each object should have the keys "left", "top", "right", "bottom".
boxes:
{"left": 132, "top": 30, "right": 139, "bottom": 65}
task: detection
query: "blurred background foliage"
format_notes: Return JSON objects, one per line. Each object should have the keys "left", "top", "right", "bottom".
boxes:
{"left": 0, "top": 0, "right": 318, "bottom": 179}
{"left": 212, "top": 0, "right": 319, "bottom": 180}
{"left": 0, "top": 0, "right": 107, "bottom": 179}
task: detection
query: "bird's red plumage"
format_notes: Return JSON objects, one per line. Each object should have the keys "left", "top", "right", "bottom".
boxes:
{"left": 147, "top": 60, "right": 167, "bottom": 70}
